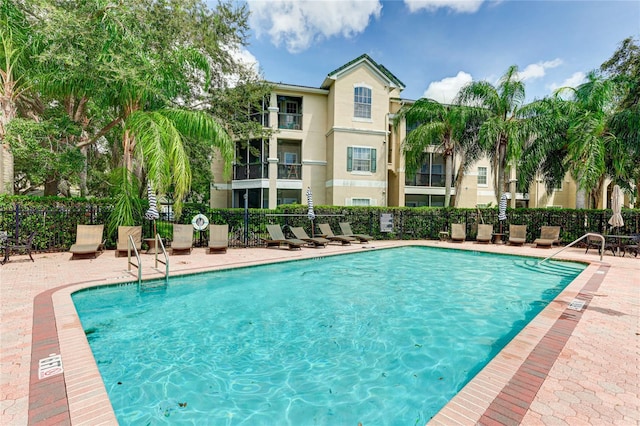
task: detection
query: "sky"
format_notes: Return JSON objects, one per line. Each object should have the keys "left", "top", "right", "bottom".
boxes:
{"left": 221, "top": 0, "right": 639, "bottom": 103}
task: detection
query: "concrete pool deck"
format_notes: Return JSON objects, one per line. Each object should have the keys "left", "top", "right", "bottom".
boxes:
{"left": 1, "top": 240, "right": 638, "bottom": 425}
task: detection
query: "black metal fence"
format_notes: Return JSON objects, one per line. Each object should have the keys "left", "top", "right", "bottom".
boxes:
{"left": 1, "top": 203, "right": 639, "bottom": 253}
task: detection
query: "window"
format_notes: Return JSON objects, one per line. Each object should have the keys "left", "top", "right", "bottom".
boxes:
{"left": 354, "top": 86, "right": 371, "bottom": 119}
{"left": 351, "top": 198, "right": 371, "bottom": 206}
{"left": 284, "top": 152, "right": 298, "bottom": 164}
{"left": 477, "top": 167, "right": 487, "bottom": 185}
{"left": 347, "top": 147, "right": 377, "bottom": 172}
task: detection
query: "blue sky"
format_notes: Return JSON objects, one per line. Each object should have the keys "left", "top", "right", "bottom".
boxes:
{"left": 223, "top": 0, "right": 639, "bottom": 102}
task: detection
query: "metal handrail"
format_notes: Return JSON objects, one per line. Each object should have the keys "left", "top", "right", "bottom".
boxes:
{"left": 539, "top": 233, "right": 604, "bottom": 264}
{"left": 154, "top": 233, "right": 169, "bottom": 284}
{"left": 127, "top": 235, "right": 142, "bottom": 285}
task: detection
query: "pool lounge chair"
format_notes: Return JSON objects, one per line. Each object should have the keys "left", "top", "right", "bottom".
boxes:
{"left": 264, "top": 224, "right": 305, "bottom": 250}
{"left": 171, "top": 224, "right": 193, "bottom": 255}
{"left": 533, "top": 226, "right": 561, "bottom": 248}
{"left": 70, "top": 224, "right": 105, "bottom": 260}
{"left": 317, "top": 223, "right": 356, "bottom": 245}
{"left": 290, "top": 226, "right": 329, "bottom": 248}
{"left": 450, "top": 223, "right": 466, "bottom": 242}
{"left": 207, "top": 224, "right": 228, "bottom": 254}
{"left": 115, "top": 226, "right": 142, "bottom": 257}
{"left": 508, "top": 224, "right": 527, "bottom": 246}
{"left": 264, "top": 225, "right": 305, "bottom": 249}
{"left": 339, "top": 222, "right": 373, "bottom": 243}
{"left": 475, "top": 224, "right": 493, "bottom": 243}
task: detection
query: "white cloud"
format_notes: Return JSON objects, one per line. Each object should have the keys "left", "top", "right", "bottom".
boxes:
{"left": 548, "top": 71, "right": 587, "bottom": 96}
{"left": 404, "top": 0, "right": 485, "bottom": 13}
{"left": 249, "top": 0, "right": 382, "bottom": 53}
{"left": 422, "top": 71, "right": 473, "bottom": 103}
{"left": 221, "top": 46, "right": 261, "bottom": 88}
{"left": 517, "top": 59, "right": 563, "bottom": 81}
{"left": 229, "top": 47, "right": 260, "bottom": 74}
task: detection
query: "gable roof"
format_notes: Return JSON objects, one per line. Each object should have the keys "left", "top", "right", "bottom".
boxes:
{"left": 321, "top": 54, "right": 405, "bottom": 90}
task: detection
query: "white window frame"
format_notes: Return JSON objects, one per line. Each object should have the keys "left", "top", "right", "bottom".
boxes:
{"left": 353, "top": 84, "right": 372, "bottom": 120}
{"left": 352, "top": 147, "right": 372, "bottom": 172}
{"left": 284, "top": 152, "right": 298, "bottom": 164}
{"left": 350, "top": 198, "right": 372, "bottom": 206}
{"left": 477, "top": 167, "right": 488, "bottom": 186}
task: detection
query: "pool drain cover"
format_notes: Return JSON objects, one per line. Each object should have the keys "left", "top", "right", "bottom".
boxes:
{"left": 39, "top": 353, "right": 63, "bottom": 380}
{"left": 568, "top": 299, "right": 585, "bottom": 311}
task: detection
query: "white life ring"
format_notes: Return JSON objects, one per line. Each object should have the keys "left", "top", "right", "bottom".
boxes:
{"left": 191, "top": 213, "right": 209, "bottom": 231}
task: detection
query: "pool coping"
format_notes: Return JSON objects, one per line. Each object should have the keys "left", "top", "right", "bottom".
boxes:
{"left": 20, "top": 241, "right": 638, "bottom": 424}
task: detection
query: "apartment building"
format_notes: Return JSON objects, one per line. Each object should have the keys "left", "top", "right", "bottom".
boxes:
{"left": 210, "top": 54, "right": 612, "bottom": 210}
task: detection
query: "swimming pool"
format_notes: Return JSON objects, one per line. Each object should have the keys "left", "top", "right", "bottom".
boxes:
{"left": 72, "top": 246, "right": 585, "bottom": 425}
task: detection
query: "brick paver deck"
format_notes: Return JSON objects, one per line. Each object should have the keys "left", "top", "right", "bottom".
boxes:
{"left": 1, "top": 240, "right": 638, "bottom": 425}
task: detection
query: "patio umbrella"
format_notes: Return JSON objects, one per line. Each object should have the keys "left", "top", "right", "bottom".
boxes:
{"left": 145, "top": 183, "right": 160, "bottom": 237}
{"left": 608, "top": 184, "right": 624, "bottom": 230}
{"left": 306, "top": 187, "right": 315, "bottom": 236}
{"left": 498, "top": 193, "right": 507, "bottom": 233}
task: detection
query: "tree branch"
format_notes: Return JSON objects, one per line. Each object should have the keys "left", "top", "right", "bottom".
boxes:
{"left": 76, "top": 117, "right": 122, "bottom": 149}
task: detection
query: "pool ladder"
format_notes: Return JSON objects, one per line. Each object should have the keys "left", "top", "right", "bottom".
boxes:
{"left": 127, "top": 234, "right": 170, "bottom": 288}
{"left": 538, "top": 233, "right": 604, "bottom": 265}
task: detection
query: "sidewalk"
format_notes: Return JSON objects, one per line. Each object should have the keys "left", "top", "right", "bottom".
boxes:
{"left": 1, "top": 240, "right": 638, "bottom": 425}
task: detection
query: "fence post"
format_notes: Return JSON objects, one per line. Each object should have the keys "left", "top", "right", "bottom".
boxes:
{"left": 243, "top": 192, "right": 249, "bottom": 247}
{"left": 14, "top": 204, "right": 20, "bottom": 239}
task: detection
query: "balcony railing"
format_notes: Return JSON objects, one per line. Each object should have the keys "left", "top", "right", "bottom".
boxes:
{"left": 277, "top": 163, "right": 302, "bottom": 180}
{"left": 405, "top": 172, "right": 446, "bottom": 187}
{"left": 233, "top": 163, "right": 269, "bottom": 180}
{"left": 278, "top": 113, "right": 302, "bottom": 130}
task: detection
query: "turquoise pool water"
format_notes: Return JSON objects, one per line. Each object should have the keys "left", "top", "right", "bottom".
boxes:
{"left": 73, "top": 246, "right": 585, "bottom": 425}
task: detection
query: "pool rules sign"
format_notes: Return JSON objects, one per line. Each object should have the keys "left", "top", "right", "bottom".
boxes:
{"left": 39, "top": 353, "right": 64, "bottom": 380}
{"left": 380, "top": 213, "right": 393, "bottom": 233}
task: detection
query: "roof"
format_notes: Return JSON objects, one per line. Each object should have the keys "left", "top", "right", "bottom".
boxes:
{"left": 321, "top": 54, "right": 405, "bottom": 90}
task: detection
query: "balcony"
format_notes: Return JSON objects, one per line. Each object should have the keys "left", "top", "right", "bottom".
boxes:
{"left": 278, "top": 163, "right": 301, "bottom": 180}
{"left": 233, "top": 163, "right": 268, "bottom": 180}
{"left": 278, "top": 113, "right": 302, "bottom": 130}
{"left": 405, "top": 172, "right": 445, "bottom": 187}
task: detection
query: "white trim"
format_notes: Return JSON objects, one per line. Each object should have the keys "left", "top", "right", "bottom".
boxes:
{"left": 231, "top": 179, "right": 270, "bottom": 189}
{"left": 352, "top": 117, "right": 373, "bottom": 123}
{"left": 478, "top": 190, "right": 495, "bottom": 197}
{"left": 273, "top": 83, "right": 330, "bottom": 95}
{"left": 267, "top": 157, "right": 279, "bottom": 163}
{"left": 404, "top": 187, "right": 452, "bottom": 196}
{"left": 212, "top": 183, "right": 231, "bottom": 190}
{"left": 267, "top": 106, "right": 279, "bottom": 112}
{"left": 326, "top": 179, "right": 386, "bottom": 188}
{"left": 276, "top": 180, "right": 303, "bottom": 190}
{"left": 302, "top": 159, "right": 327, "bottom": 166}
{"left": 350, "top": 171, "right": 373, "bottom": 176}
{"left": 326, "top": 127, "right": 387, "bottom": 137}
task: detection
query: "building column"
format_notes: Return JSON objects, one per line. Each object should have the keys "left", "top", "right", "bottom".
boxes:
{"left": 267, "top": 94, "right": 279, "bottom": 209}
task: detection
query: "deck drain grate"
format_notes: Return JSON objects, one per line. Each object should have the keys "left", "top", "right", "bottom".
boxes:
{"left": 568, "top": 299, "right": 585, "bottom": 311}
{"left": 39, "top": 353, "right": 63, "bottom": 380}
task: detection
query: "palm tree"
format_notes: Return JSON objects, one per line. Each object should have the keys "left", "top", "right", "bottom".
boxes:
{"left": 565, "top": 73, "right": 618, "bottom": 208}
{"left": 394, "top": 98, "right": 482, "bottom": 207}
{"left": 519, "top": 73, "right": 619, "bottom": 208}
{"left": 0, "top": 0, "right": 41, "bottom": 193}
{"left": 456, "top": 65, "right": 529, "bottom": 207}
{"left": 518, "top": 95, "right": 573, "bottom": 197}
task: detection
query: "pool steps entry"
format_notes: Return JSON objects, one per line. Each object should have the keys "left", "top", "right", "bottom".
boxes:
{"left": 127, "top": 233, "right": 169, "bottom": 290}
{"left": 539, "top": 233, "right": 604, "bottom": 265}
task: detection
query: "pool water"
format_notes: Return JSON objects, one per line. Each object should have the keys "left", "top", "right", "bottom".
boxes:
{"left": 73, "top": 246, "right": 585, "bottom": 425}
